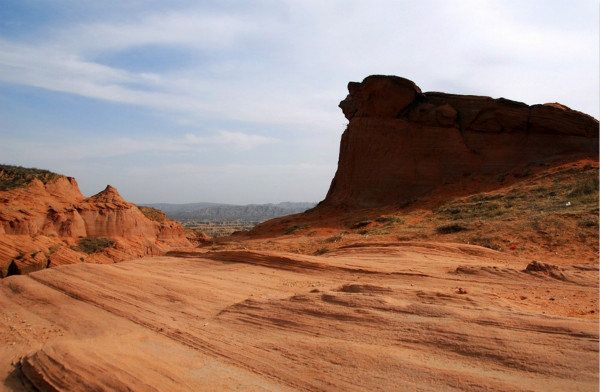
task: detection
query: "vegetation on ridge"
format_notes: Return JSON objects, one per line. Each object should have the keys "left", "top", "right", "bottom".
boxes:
{"left": 138, "top": 206, "right": 169, "bottom": 222}
{"left": 75, "top": 237, "right": 116, "bottom": 254}
{"left": 0, "top": 164, "right": 63, "bottom": 191}
{"left": 240, "top": 160, "right": 598, "bottom": 263}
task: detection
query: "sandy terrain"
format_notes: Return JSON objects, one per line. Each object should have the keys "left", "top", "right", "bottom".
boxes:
{"left": 2, "top": 241, "right": 597, "bottom": 391}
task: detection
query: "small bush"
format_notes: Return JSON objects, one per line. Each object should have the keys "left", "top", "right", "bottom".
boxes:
{"left": 75, "top": 237, "right": 115, "bottom": 254}
{"left": 436, "top": 223, "right": 468, "bottom": 234}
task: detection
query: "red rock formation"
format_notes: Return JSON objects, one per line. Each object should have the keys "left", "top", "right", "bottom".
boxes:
{"left": 324, "top": 75, "right": 599, "bottom": 207}
{"left": 0, "top": 176, "right": 195, "bottom": 276}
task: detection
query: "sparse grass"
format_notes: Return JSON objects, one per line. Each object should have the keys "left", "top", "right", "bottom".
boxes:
{"left": 375, "top": 216, "right": 400, "bottom": 224}
{"left": 138, "top": 206, "right": 169, "bottom": 222}
{"left": 75, "top": 237, "right": 115, "bottom": 254}
{"left": 0, "top": 164, "right": 63, "bottom": 191}
{"left": 243, "top": 160, "right": 597, "bottom": 262}
{"left": 567, "top": 174, "right": 599, "bottom": 200}
{"left": 469, "top": 236, "right": 503, "bottom": 251}
{"left": 437, "top": 199, "right": 507, "bottom": 220}
{"left": 285, "top": 224, "right": 309, "bottom": 235}
{"left": 326, "top": 233, "right": 345, "bottom": 243}
{"left": 375, "top": 216, "right": 404, "bottom": 228}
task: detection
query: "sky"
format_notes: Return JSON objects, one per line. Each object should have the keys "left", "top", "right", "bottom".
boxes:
{"left": 0, "top": 0, "right": 598, "bottom": 204}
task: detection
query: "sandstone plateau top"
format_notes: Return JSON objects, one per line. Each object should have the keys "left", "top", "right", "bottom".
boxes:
{"left": 323, "top": 75, "right": 599, "bottom": 207}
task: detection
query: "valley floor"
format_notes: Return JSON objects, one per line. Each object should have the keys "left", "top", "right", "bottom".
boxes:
{"left": 1, "top": 242, "right": 598, "bottom": 391}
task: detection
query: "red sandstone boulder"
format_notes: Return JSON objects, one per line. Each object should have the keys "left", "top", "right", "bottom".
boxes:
{"left": 323, "top": 75, "right": 599, "bottom": 207}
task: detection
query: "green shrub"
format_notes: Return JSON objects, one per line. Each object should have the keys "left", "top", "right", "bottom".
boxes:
{"left": 0, "top": 164, "right": 63, "bottom": 191}
{"left": 75, "top": 237, "right": 115, "bottom": 254}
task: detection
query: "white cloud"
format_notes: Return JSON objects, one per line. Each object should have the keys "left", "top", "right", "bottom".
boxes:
{"left": 1, "top": 0, "right": 598, "bottom": 204}
{"left": 56, "top": 10, "right": 258, "bottom": 53}
{"left": 184, "top": 131, "right": 276, "bottom": 151}
{"left": 3, "top": 0, "right": 596, "bottom": 127}
{"left": 0, "top": 130, "right": 277, "bottom": 161}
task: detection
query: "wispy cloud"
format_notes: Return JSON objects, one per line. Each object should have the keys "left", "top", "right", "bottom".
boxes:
{"left": 184, "top": 131, "right": 276, "bottom": 151}
{"left": 60, "top": 12, "right": 255, "bottom": 53}
{"left": 0, "top": 130, "right": 277, "bottom": 161}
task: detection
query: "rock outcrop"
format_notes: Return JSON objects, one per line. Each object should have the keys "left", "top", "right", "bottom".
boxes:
{"left": 0, "top": 174, "right": 195, "bottom": 276}
{"left": 323, "top": 75, "right": 599, "bottom": 207}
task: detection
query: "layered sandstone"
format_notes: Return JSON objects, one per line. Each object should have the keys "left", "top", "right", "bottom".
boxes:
{"left": 0, "top": 175, "right": 194, "bottom": 276}
{"left": 2, "top": 245, "right": 598, "bottom": 391}
{"left": 324, "top": 75, "right": 599, "bottom": 207}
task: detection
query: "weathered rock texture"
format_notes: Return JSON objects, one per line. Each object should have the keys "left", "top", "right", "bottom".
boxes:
{"left": 1, "top": 245, "right": 598, "bottom": 391}
{"left": 0, "top": 176, "right": 193, "bottom": 276}
{"left": 324, "top": 75, "right": 599, "bottom": 207}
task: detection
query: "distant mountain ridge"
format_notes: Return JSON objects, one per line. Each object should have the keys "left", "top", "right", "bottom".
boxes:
{"left": 142, "top": 202, "right": 317, "bottom": 222}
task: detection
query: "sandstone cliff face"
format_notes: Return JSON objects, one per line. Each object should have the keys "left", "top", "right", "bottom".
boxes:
{"left": 324, "top": 75, "right": 599, "bottom": 207}
{"left": 0, "top": 177, "right": 193, "bottom": 276}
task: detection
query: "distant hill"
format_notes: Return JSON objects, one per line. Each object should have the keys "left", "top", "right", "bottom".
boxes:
{"left": 142, "top": 202, "right": 317, "bottom": 223}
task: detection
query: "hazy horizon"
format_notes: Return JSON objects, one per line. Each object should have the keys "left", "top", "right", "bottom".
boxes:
{"left": 1, "top": 0, "right": 598, "bottom": 204}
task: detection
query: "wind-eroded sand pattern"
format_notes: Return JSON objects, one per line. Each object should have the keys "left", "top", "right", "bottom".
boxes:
{"left": 1, "top": 242, "right": 598, "bottom": 391}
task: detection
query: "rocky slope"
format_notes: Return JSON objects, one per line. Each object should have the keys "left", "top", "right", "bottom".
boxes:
{"left": 0, "top": 167, "right": 197, "bottom": 276}
{"left": 244, "top": 76, "right": 598, "bottom": 265}
{"left": 324, "top": 75, "right": 599, "bottom": 207}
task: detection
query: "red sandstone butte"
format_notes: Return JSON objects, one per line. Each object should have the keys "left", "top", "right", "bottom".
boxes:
{"left": 0, "top": 177, "right": 193, "bottom": 275}
{"left": 324, "top": 75, "right": 599, "bottom": 207}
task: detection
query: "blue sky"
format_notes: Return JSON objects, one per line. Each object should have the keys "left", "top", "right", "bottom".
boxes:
{"left": 1, "top": 0, "right": 598, "bottom": 204}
